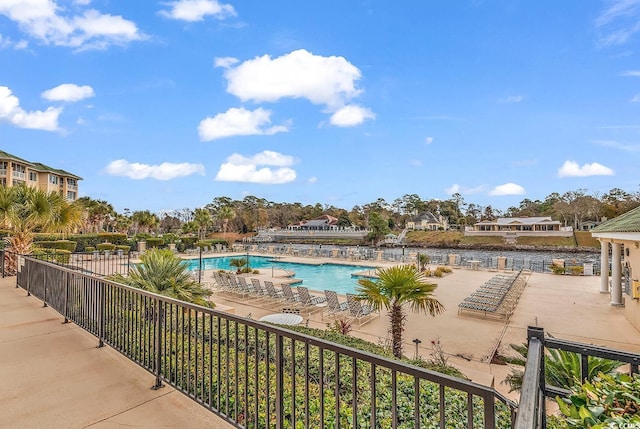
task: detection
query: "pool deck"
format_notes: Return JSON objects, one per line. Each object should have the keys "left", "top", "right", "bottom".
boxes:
{"left": 198, "top": 252, "right": 640, "bottom": 401}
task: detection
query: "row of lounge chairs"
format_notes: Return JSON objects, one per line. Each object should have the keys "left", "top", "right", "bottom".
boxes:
{"left": 211, "top": 272, "right": 379, "bottom": 325}
{"left": 457, "top": 270, "right": 528, "bottom": 319}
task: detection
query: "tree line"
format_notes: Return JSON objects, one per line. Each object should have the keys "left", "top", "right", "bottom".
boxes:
{"left": 75, "top": 187, "right": 640, "bottom": 236}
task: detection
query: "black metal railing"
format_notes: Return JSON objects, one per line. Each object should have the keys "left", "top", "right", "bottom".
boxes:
{"left": 514, "top": 326, "right": 640, "bottom": 429}
{"left": 15, "top": 255, "right": 517, "bottom": 428}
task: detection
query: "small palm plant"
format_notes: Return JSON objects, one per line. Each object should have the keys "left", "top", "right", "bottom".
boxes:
{"left": 503, "top": 341, "right": 623, "bottom": 392}
{"left": 229, "top": 257, "right": 248, "bottom": 274}
{"left": 112, "top": 248, "right": 213, "bottom": 307}
{"left": 356, "top": 264, "right": 444, "bottom": 359}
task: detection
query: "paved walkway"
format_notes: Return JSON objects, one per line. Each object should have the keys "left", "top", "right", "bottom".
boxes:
{"left": 0, "top": 277, "right": 232, "bottom": 429}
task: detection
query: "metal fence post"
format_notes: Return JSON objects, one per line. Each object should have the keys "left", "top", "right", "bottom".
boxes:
{"left": 275, "top": 333, "right": 283, "bottom": 428}
{"left": 152, "top": 298, "right": 164, "bottom": 390}
{"left": 63, "top": 271, "right": 70, "bottom": 324}
{"left": 98, "top": 281, "right": 105, "bottom": 348}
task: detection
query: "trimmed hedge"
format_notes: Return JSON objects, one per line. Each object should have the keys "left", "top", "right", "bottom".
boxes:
{"left": 97, "top": 233, "right": 128, "bottom": 245}
{"left": 146, "top": 237, "right": 164, "bottom": 248}
{"left": 33, "top": 240, "right": 77, "bottom": 252}
{"left": 115, "top": 245, "right": 131, "bottom": 254}
{"left": 32, "top": 249, "right": 71, "bottom": 264}
{"left": 97, "top": 243, "right": 116, "bottom": 252}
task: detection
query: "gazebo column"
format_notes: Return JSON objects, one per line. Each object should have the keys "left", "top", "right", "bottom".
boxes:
{"left": 599, "top": 241, "right": 609, "bottom": 293}
{"left": 610, "top": 242, "right": 623, "bottom": 306}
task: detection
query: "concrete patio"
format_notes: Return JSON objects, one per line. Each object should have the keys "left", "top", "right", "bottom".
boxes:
{"left": 0, "top": 276, "right": 232, "bottom": 429}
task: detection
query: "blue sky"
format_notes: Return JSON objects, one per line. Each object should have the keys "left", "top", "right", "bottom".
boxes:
{"left": 1, "top": 1, "right": 640, "bottom": 213}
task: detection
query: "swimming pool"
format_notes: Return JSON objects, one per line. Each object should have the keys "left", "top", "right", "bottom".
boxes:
{"left": 185, "top": 255, "right": 376, "bottom": 295}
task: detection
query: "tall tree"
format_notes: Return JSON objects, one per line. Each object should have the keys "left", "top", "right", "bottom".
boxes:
{"left": 0, "top": 185, "right": 83, "bottom": 270}
{"left": 193, "top": 208, "right": 212, "bottom": 240}
{"left": 216, "top": 206, "right": 236, "bottom": 240}
{"left": 356, "top": 265, "right": 444, "bottom": 359}
{"left": 366, "top": 212, "right": 390, "bottom": 245}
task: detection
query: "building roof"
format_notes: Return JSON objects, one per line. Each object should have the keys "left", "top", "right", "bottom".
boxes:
{"left": 477, "top": 217, "right": 559, "bottom": 226}
{"left": 412, "top": 212, "right": 441, "bottom": 223}
{"left": 0, "top": 150, "right": 82, "bottom": 180}
{"left": 592, "top": 205, "right": 640, "bottom": 233}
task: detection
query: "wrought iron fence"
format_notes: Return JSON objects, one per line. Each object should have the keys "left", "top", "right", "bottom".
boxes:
{"left": 514, "top": 326, "right": 640, "bottom": 429}
{"left": 15, "top": 255, "right": 517, "bottom": 428}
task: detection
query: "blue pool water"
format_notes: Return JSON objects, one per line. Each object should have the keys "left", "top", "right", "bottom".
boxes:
{"left": 185, "top": 256, "right": 376, "bottom": 294}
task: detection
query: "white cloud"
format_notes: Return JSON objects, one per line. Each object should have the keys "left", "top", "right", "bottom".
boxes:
{"left": 214, "top": 56, "right": 239, "bottom": 68}
{"left": 215, "top": 150, "right": 296, "bottom": 184}
{"left": 409, "top": 159, "right": 423, "bottom": 166}
{"left": 557, "top": 160, "right": 615, "bottom": 177}
{"left": 593, "top": 139, "right": 640, "bottom": 152}
{"left": 499, "top": 95, "right": 524, "bottom": 103}
{"left": 621, "top": 70, "right": 640, "bottom": 76}
{"left": 0, "top": 33, "right": 28, "bottom": 49}
{"left": 595, "top": 1, "right": 640, "bottom": 46}
{"left": 159, "top": 0, "right": 236, "bottom": 22}
{"left": 0, "top": 86, "right": 61, "bottom": 131}
{"left": 216, "top": 49, "right": 366, "bottom": 109}
{"left": 41, "top": 83, "right": 95, "bottom": 102}
{"left": 632, "top": 93, "right": 640, "bottom": 102}
{"left": 425, "top": 136, "right": 434, "bottom": 144}
{"left": 488, "top": 183, "right": 526, "bottom": 196}
{"left": 329, "top": 104, "right": 375, "bottom": 127}
{"left": 198, "top": 107, "right": 288, "bottom": 141}
{"left": 104, "top": 159, "right": 205, "bottom": 180}
{"left": 308, "top": 176, "right": 318, "bottom": 183}
{"left": 445, "top": 184, "right": 486, "bottom": 195}
{"left": 0, "top": 0, "right": 144, "bottom": 50}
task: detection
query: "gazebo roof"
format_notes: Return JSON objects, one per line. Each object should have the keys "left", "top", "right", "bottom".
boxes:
{"left": 592, "top": 206, "right": 640, "bottom": 233}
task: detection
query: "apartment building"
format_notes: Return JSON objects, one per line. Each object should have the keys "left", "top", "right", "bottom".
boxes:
{"left": 0, "top": 150, "right": 81, "bottom": 201}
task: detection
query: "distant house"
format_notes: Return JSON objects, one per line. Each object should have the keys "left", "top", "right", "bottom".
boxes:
{"left": 289, "top": 214, "right": 339, "bottom": 231}
{"left": 465, "top": 216, "right": 572, "bottom": 237}
{"left": 406, "top": 212, "right": 448, "bottom": 231}
{"left": 472, "top": 216, "right": 561, "bottom": 232}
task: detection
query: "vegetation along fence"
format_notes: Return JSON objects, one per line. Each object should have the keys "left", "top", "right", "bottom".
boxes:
{"left": 2, "top": 250, "right": 129, "bottom": 278}
{"left": 514, "top": 326, "right": 640, "bottom": 429}
{"left": 15, "top": 255, "right": 517, "bottom": 428}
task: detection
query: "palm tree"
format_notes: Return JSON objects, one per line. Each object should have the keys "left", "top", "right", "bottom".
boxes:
{"left": 193, "top": 208, "right": 212, "bottom": 240}
{"left": 0, "top": 185, "right": 83, "bottom": 272}
{"left": 111, "top": 249, "right": 213, "bottom": 307}
{"left": 216, "top": 206, "right": 236, "bottom": 240}
{"left": 356, "top": 265, "right": 445, "bottom": 359}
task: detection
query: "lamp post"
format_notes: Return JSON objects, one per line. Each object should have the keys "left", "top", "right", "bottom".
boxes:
{"left": 198, "top": 246, "right": 202, "bottom": 284}
{"left": 412, "top": 338, "right": 422, "bottom": 360}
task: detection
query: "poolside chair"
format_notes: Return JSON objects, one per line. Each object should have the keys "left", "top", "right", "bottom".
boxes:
{"left": 345, "top": 293, "right": 378, "bottom": 326}
{"left": 296, "top": 286, "right": 326, "bottom": 314}
{"left": 322, "top": 290, "right": 349, "bottom": 320}
{"left": 280, "top": 283, "right": 302, "bottom": 306}
{"left": 250, "top": 278, "right": 270, "bottom": 301}
{"left": 237, "top": 276, "right": 257, "bottom": 297}
{"left": 264, "top": 281, "right": 284, "bottom": 302}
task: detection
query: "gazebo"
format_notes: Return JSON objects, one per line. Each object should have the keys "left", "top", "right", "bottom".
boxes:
{"left": 591, "top": 206, "right": 640, "bottom": 332}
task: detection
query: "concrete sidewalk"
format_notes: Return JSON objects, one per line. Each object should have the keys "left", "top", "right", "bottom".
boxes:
{"left": 0, "top": 277, "right": 232, "bottom": 429}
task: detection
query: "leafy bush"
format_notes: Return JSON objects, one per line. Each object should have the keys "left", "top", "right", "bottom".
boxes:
{"left": 146, "top": 237, "right": 164, "bottom": 248}
{"left": 34, "top": 240, "right": 77, "bottom": 252}
{"left": 551, "top": 372, "right": 640, "bottom": 428}
{"left": 85, "top": 246, "right": 96, "bottom": 252}
{"left": 567, "top": 265, "right": 584, "bottom": 276}
{"left": 31, "top": 248, "right": 71, "bottom": 264}
{"left": 97, "top": 242, "right": 116, "bottom": 252}
{"left": 97, "top": 233, "right": 128, "bottom": 245}
{"left": 115, "top": 245, "right": 131, "bottom": 254}
{"left": 550, "top": 263, "right": 566, "bottom": 275}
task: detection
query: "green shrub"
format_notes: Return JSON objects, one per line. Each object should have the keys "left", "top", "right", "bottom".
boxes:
{"left": 34, "top": 240, "right": 77, "bottom": 252}
{"left": 115, "top": 245, "right": 131, "bottom": 254}
{"left": 567, "top": 265, "right": 583, "bottom": 276}
{"left": 97, "top": 243, "right": 116, "bottom": 252}
{"left": 31, "top": 249, "right": 71, "bottom": 264}
{"left": 552, "top": 372, "right": 640, "bottom": 428}
{"left": 179, "top": 236, "right": 198, "bottom": 250}
{"left": 85, "top": 246, "right": 96, "bottom": 252}
{"left": 550, "top": 263, "right": 566, "bottom": 275}
{"left": 146, "top": 237, "right": 164, "bottom": 248}
{"left": 97, "top": 232, "right": 128, "bottom": 245}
